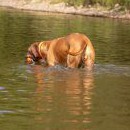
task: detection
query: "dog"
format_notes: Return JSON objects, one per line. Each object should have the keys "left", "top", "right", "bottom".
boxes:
{"left": 26, "top": 33, "right": 95, "bottom": 69}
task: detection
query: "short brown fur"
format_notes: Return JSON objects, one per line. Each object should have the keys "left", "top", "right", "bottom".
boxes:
{"left": 26, "top": 33, "right": 95, "bottom": 69}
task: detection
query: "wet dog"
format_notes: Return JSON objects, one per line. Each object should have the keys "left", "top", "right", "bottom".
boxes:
{"left": 26, "top": 33, "right": 95, "bottom": 69}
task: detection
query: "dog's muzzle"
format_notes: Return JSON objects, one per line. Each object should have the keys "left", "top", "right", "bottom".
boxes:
{"left": 26, "top": 57, "right": 34, "bottom": 64}
{"left": 26, "top": 53, "right": 35, "bottom": 64}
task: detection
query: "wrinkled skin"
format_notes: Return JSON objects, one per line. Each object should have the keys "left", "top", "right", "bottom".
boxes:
{"left": 26, "top": 33, "right": 95, "bottom": 69}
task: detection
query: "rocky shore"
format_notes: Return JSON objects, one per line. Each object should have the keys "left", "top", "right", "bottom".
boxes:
{"left": 0, "top": 0, "right": 130, "bottom": 20}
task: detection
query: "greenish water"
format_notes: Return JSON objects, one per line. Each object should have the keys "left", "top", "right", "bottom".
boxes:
{"left": 0, "top": 7, "right": 130, "bottom": 130}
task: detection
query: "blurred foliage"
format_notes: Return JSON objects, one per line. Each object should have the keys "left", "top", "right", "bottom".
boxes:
{"left": 20, "top": 0, "right": 130, "bottom": 8}
{"left": 49, "top": 0, "right": 130, "bottom": 8}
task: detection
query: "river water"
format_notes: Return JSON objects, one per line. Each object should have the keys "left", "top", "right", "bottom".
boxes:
{"left": 0, "top": 7, "right": 130, "bottom": 130}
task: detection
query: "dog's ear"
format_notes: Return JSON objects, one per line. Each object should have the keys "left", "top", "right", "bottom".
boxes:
{"left": 39, "top": 41, "right": 51, "bottom": 57}
{"left": 29, "top": 42, "right": 40, "bottom": 59}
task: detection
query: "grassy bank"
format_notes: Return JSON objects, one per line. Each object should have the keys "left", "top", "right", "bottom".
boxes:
{"left": 35, "top": 0, "right": 130, "bottom": 8}
{"left": 19, "top": 0, "right": 130, "bottom": 9}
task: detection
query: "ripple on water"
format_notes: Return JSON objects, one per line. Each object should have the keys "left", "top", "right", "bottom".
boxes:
{"left": 0, "top": 86, "right": 5, "bottom": 90}
{"left": 94, "top": 64, "right": 130, "bottom": 76}
{"left": 0, "top": 110, "right": 15, "bottom": 114}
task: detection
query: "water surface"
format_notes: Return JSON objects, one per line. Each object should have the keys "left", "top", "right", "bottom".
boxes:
{"left": 0, "top": 7, "right": 130, "bottom": 130}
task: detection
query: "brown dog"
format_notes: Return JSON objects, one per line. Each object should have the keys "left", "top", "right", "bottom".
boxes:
{"left": 26, "top": 33, "right": 95, "bottom": 69}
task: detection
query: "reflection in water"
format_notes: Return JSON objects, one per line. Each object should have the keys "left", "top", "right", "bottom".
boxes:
{"left": 30, "top": 65, "right": 94, "bottom": 130}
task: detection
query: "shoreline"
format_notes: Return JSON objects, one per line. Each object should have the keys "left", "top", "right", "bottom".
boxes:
{"left": 0, "top": 0, "right": 130, "bottom": 20}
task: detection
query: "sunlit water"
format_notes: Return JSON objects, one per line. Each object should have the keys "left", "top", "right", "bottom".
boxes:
{"left": 0, "top": 7, "right": 130, "bottom": 130}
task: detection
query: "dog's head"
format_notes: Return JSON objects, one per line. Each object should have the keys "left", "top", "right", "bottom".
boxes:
{"left": 26, "top": 42, "right": 42, "bottom": 64}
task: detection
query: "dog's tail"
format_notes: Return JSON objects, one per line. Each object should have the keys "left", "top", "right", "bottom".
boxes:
{"left": 68, "top": 43, "right": 87, "bottom": 56}
{"left": 68, "top": 35, "right": 94, "bottom": 57}
{"left": 68, "top": 36, "right": 88, "bottom": 56}
{"left": 68, "top": 35, "right": 95, "bottom": 66}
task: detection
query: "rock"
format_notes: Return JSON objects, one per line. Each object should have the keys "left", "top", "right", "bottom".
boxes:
{"left": 113, "top": 3, "right": 122, "bottom": 12}
{"left": 88, "top": 5, "right": 92, "bottom": 8}
{"left": 114, "top": 3, "right": 120, "bottom": 8}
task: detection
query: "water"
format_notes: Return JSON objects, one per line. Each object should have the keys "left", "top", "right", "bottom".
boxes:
{"left": 0, "top": 7, "right": 130, "bottom": 130}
